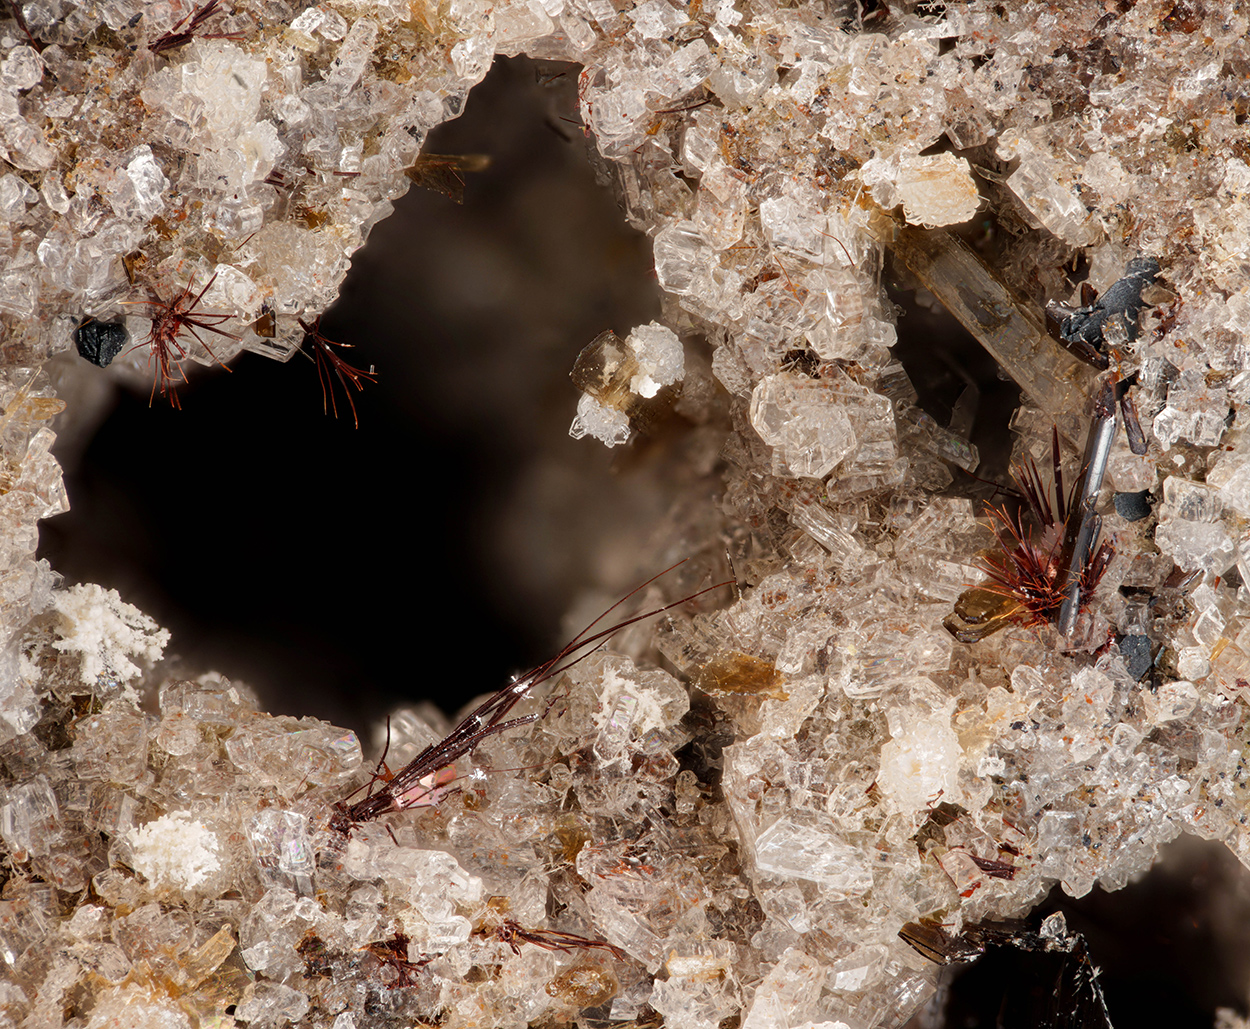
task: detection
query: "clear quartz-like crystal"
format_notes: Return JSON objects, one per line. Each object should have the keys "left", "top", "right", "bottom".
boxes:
{"left": 742, "top": 948, "right": 826, "bottom": 1029}
{"left": 752, "top": 818, "right": 874, "bottom": 895}
{"left": 653, "top": 221, "right": 712, "bottom": 296}
{"left": 236, "top": 983, "right": 311, "bottom": 1027}
{"left": 249, "top": 809, "right": 314, "bottom": 890}
{"left": 0, "top": 777, "right": 59, "bottom": 861}
{"left": 749, "top": 373, "right": 857, "bottom": 479}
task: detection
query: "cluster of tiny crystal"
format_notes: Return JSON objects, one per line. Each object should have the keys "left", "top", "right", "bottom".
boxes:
{"left": 5, "top": 1, "right": 1250, "bottom": 1027}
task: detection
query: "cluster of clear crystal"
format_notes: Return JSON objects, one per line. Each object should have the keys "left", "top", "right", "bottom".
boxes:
{"left": 5, "top": 1, "right": 1250, "bottom": 1026}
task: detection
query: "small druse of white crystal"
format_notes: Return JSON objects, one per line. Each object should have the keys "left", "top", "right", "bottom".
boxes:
{"left": 628, "top": 322, "right": 684, "bottom": 398}
{"left": 128, "top": 812, "right": 222, "bottom": 890}
{"left": 876, "top": 707, "right": 963, "bottom": 813}
{"left": 51, "top": 584, "right": 171, "bottom": 687}
{"left": 569, "top": 392, "right": 633, "bottom": 447}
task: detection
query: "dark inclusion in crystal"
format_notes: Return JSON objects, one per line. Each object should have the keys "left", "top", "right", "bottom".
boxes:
{"left": 1118, "top": 633, "right": 1153, "bottom": 681}
{"left": 75, "top": 318, "right": 129, "bottom": 367}
{"left": 1113, "top": 489, "right": 1152, "bottom": 522}
{"left": 1055, "top": 256, "right": 1161, "bottom": 358}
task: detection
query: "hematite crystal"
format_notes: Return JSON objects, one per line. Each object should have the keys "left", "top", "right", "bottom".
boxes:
{"left": 74, "top": 319, "right": 129, "bottom": 367}
{"left": 1114, "top": 490, "right": 1152, "bottom": 522}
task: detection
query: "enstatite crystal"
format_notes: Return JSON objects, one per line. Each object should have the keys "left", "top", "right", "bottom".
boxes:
{"left": 7, "top": 0, "right": 1250, "bottom": 1025}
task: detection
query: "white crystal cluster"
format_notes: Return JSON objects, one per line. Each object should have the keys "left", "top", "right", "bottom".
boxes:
{"left": 7, "top": 0, "right": 1250, "bottom": 1027}
{"left": 570, "top": 321, "right": 684, "bottom": 446}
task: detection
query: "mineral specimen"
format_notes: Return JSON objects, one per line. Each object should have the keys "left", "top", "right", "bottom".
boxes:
{"left": 4, "top": 1, "right": 1250, "bottom": 1027}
